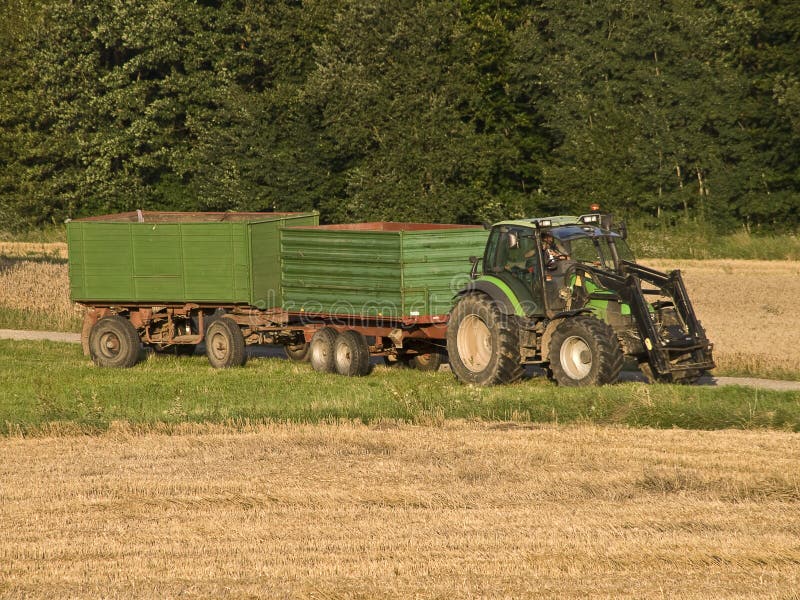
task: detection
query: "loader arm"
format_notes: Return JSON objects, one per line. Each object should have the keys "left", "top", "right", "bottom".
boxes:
{"left": 576, "top": 261, "right": 714, "bottom": 381}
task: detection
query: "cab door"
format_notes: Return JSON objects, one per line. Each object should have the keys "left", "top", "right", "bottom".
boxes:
{"left": 482, "top": 226, "right": 545, "bottom": 316}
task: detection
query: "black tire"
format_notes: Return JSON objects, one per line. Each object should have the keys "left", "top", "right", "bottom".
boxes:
{"left": 284, "top": 342, "right": 311, "bottom": 362}
{"left": 334, "top": 330, "right": 371, "bottom": 377}
{"left": 152, "top": 344, "right": 196, "bottom": 357}
{"left": 88, "top": 316, "right": 141, "bottom": 368}
{"left": 548, "top": 315, "right": 624, "bottom": 386}
{"left": 205, "top": 317, "right": 246, "bottom": 369}
{"left": 309, "top": 327, "right": 338, "bottom": 373}
{"left": 446, "top": 293, "right": 524, "bottom": 386}
{"left": 408, "top": 351, "right": 444, "bottom": 372}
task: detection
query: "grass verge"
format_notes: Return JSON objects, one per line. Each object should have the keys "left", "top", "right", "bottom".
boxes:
{"left": 2, "top": 340, "right": 798, "bottom": 436}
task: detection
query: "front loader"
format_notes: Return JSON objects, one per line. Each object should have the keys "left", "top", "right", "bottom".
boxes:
{"left": 447, "top": 212, "right": 715, "bottom": 386}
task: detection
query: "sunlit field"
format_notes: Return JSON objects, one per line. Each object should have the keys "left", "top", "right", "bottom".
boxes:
{"left": 645, "top": 259, "right": 800, "bottom": 380}
{"left": 1, "top": 422, "right": 798, "bottom": 598}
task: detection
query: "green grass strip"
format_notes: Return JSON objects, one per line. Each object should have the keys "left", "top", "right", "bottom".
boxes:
{"left": 1, "top": 340, "right": 798, "bottom": 436}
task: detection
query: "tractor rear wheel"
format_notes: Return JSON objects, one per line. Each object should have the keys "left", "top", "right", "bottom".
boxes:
{"left": 205, "top": 317, "right": 246, "bottom": 368}
{"left": 446, "top": 293, "right": 523, "bottom": 386}
{"left": 89, "top": 316, "right": 141, "bottom": 368}
{"left": 309, "top": 327, "right": 338, "bottom": 373}
{"left": 548, "top": 315, "right": 623, "bottom": 386}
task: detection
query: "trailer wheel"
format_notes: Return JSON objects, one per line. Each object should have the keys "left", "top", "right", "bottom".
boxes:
{"left": 334, "top": 330, "right": 371, "bottom": 376}
{"left": 407, "top": 351, "right": 444, "bottom": 372}
{"left": 89, "top": 316, "right": 141, "bottom": 368}
{"left": 447, "top": 293, "right": 524, "bottom": 386}
{"left": 205, "top": 317, "right": 246, "bottom": 368}
{"left": 284, "top": 342, "right": 311, "bottom": 362}
{"left": 548, "top": 315, "right": 623, "bottom": 386}
{"left": 152, "top": 344, "right": 196, "bottom": 357}
{"left": 309, "top": 327, "right": 338, "bottom": 373}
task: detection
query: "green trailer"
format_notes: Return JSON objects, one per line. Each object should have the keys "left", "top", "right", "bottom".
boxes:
{"left": 281, "top": 222, "right": 488, "bottom": 320}
{"left": 68, "top": 212, "right": 486, "bottom": 375}
{"left": 68, "top": 211, "right": 319, "bottom": 307}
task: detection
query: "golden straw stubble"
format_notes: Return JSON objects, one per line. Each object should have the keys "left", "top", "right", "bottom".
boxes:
{"left": 0, "top": 422, "right": 798, "bottom": 598}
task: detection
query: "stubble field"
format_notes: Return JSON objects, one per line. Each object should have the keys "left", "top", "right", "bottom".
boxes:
{"left": 2, "top": 422, "right": 799, "bottom": 598}
{"left": 644, "top": 258, "right": 800, "bottom": 380}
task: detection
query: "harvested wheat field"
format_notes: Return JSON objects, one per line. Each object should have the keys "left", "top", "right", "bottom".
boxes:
{"left": 0, "top": 242, "right": 79, "bottom": 332}
{"left": 645, "top": 259, "right": 800, "bottom": 378}
{"left": 1, "top": 422, "right": 799, "bottom": 598}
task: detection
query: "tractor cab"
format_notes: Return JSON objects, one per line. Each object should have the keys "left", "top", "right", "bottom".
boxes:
{"left": 479, "top": 213, "right": 634, "bottom": 317}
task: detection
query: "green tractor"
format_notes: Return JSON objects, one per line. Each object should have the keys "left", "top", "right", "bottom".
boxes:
{"left": 447, "top": 212, "right": 715, "bottom": 386}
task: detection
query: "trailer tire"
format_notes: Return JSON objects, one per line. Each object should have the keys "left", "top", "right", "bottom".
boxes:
{"left": 89, "top": 316, "right": 141, "bottom": 368}
{"left": 408, "top": 351, "right": 444, "bottom": 372}
{"left": 548, "top": 315, "right": 623, "bottom": 386}
{"left": 205, "top": 317, "right": 246, "bottom": 369}
{"left": 310, "top": 327, "right": 338, "bottom": 373}
{"left": 152, "top": 344, "right": 196, "bottom": 357}
{"left": 334, "top": 330, "right": 370, "bottom": 377}
{"left": 447, "top": 293, "right": 524, "bottom": 386}
{"left": 284, "top": 342, "right": 311, "bottom": 362}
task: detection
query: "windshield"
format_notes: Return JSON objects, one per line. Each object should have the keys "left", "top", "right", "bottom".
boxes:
{"left": 552, "top": 229, "right": 635, "bottom": 270}
{"left": 611, "top": 236, "right": 635, "bottom": 263}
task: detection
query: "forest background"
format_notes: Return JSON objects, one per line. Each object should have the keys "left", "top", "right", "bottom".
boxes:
{"left": 1, "top": 0, "right": 798, "bottom": 233}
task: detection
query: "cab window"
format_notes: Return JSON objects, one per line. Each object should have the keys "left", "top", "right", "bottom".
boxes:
{"left": 484, "top": 227, "right": 538, "bottom": 283}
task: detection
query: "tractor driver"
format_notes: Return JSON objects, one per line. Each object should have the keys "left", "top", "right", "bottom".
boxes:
{"left": 542, "top": 232, "right": 569, "bottom": 268}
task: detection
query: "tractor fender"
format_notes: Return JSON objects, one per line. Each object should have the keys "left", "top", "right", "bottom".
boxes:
{"left": 455, "top": 279, "right": 522, "bottom": 316}
{"left": 540, "top": 309, "right": 594, "bottom": 360}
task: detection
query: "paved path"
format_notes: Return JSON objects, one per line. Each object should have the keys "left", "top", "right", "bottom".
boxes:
{"left": 0, "top": 329, "right": 80, "bottom": 344}
{"left": 1, "top": 329, "right": 799, "bottom": 392}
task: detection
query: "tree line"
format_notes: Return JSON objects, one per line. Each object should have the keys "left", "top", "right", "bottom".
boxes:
{"left": 1, "top": 0, "right": 798, "bottom": 231}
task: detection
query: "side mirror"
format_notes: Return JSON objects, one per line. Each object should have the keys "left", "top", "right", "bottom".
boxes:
{"left": 469, "top": 255, "right": 481, "bottom": 279}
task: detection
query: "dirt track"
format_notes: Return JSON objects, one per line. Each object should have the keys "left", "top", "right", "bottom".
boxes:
{"left": 2, "top": 328, "right": 799, "bottom": 392}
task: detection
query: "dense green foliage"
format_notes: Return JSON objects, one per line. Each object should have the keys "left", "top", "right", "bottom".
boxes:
{"left": 1, "top": 340, "right": 798, "bottom": 435}
{"left": 1, "top": 1, "right": 798, "bottom": 230}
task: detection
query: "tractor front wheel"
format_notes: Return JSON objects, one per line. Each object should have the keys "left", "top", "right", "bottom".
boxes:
{"left": 548, "top": 316, "right": 623, "bottom": 386}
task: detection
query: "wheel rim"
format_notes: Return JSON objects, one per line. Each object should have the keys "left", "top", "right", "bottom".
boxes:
{"left": 311, "top": 342, "right": 329, "bottom": 364}
{"left": 560, "top": 335, "right": 593, "bottom": 380}
{"left": 98, "top": 331, "right": 121, "bottom": 359}
{"left": 457, "top": 314, "right": 492, "bottom": 373}
{"left": 209, "top": 331, "right": 229, "bottom": 361}
{"left": 336, "top": 343, "right": 352, "bottom": 370}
